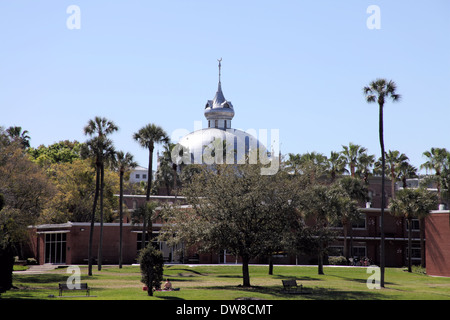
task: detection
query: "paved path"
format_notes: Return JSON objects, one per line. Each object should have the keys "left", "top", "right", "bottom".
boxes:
{"left": 13, "top": 264, "right": 59, "bottom": 274}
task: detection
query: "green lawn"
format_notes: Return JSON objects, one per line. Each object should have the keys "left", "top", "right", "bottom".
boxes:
{"left": 3, "top": 264, "right": 450, "bottom": 300}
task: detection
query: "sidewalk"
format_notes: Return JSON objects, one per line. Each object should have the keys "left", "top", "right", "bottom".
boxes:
{"left": 13, "top": 264, "right": 59, "bottom": 274}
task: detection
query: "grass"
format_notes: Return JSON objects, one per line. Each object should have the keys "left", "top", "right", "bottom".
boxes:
{"left": 3, "top": 264, "right": 450, "bottom": 300}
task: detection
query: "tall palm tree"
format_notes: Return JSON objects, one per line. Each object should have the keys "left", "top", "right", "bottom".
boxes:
{"left": 114, "top": 151, "right": 137, "bottom": 268}
{"left": 133, "top": 124, "right": 168, "bottom": 248}
{"left": 363, "top": 78, "right": 401, "bottom": 287}
{"left": 83, "top": 116, "right": 118, "bottom": 275}
{"left": 340, "top": 143, "right": 367, "bottom": 178}
{"left": 389, "top": 188, "right": 437, "bottom": 271}
{"left": 421, "top": 147, "right": 450, "bottom": 204}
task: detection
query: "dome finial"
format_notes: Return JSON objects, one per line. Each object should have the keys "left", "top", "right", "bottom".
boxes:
{"left": 217, "top": 58, "right": 222, "bottom": 84}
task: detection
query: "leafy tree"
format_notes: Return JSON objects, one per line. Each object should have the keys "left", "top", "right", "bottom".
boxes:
{"left": 28, "top": 140, "right": 83, "bottom": 167}
{"left": 161, "top": 162, "right": 302, "bottom": 287}
{"left": 139, "top": 245, "right": 164, "bottom": 296}
{"left": 83, "top": 116, "right": 118, "bottom": 275}
{"left": 389, "top": 188, "right": 437, "bottom": 271}
{"left": 0, "top": 138, "right": 53, "bottom": 294}
{"left": 39, "top": 159, "right": 119, "bottom": 224}
{"left": 364, "top": 78, "right": 401, "bottom": 287}
{"left": 299, "top": 183, "right": 358, "bottom": 274}
{"left": 133, "top": 124, "right": 168, "bottom": 245}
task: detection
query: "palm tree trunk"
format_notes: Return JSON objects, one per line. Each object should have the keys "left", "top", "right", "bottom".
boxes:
{"left": 379, "top": 101, "right": 386, "bottom": 287}
{"left": 143, "top": 148, "right": 154, "bottom": 247}
{"left": 343, "top": 221, "right": 349, "bottom": 260}
{"left": 119, "top": 171, "right": 124, "bottom": 268}
{"left": 88, "top": 162, "right": 100, "bottom": 276}
{"left": 98, "top": 162, "right": 105, "bottom": 271}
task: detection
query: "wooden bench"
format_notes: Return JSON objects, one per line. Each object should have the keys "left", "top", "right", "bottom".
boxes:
{"left": 282, "top": 279, "right": 303, "bottom": 294}
{"left": 58, "top": 283, "right": 90, "bottom": 296}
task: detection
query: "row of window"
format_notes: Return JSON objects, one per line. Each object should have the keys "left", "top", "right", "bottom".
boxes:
{"left": 331, "top": 214, "right": 421, "bottom": 231}
{"left": 208, "top": 120, "right": 231, "bottom": 129}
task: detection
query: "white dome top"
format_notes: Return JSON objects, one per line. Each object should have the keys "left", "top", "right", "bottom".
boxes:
{"left": 178, "top": 128, "right": 264, "bottom": 164}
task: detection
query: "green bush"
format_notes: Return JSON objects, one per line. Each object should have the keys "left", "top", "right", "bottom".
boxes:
{"left": 328, "top": 256, "right": 348, "bottom": 266}
{"left": 139, "top": 245, "right": 164, "bottom": 296}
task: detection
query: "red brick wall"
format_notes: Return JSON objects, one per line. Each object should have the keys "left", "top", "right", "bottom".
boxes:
{"left": 425, "top": 212, "right": 450, "bottom": 277}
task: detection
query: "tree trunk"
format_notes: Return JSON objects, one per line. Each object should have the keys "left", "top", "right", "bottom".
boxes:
{"left": 242, "top": 255, "right": 251, "bottom": 287}
{"left": 318, "top": 240, "right": 324, "bottom": 275}
{"left": 119, "top": 171, "right": 124, "bottom": 268}
{"left": 379, "top": 101, "right": 386, "bottom": 287}
{"left": 143, "top": 148, "right": 154, "bottom": 247}
{"left": 343, "top": 221, "right": 349, "bottom": 260}
{"left": 98, "top": 162, "right": 105, "bottom": 271}
{"left": 407, "top": 217, "right": 412, "bottom": 272}
{"left": 88, "top": 162, "right": 100, "bottom": 276}
{"left": 268, "top": 255, "right": 273, "bottom": 275}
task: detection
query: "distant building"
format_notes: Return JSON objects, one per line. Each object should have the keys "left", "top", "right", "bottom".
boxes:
{"left": 129, "top": 166, "right": 149, "bottom": 184}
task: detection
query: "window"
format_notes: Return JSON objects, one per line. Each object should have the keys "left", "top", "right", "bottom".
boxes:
{"left": 143, "top": 174, "right": 147, "bottom": 179}
{"left": 352, "top": 213, "right": 366, "bottom": 229}
{"left": 136, "top": 174, "right": 140, "bottom": 179}
{"left": 406, "top": 219, "right": 420, "bottom": 231}
{"left": 137, "top": 232, "right": 158, "bottom": 251}
{"left": 215, "top": 120, "right": 218, "bottom": 128}
{"left": 224, "top": 120, "right": 227, "bottom": 128}
{"left": 352, "top": 246, "right": 366, "bottom": 258}
{"left": 45, "top": 232, "right": 67, "bottom": 264}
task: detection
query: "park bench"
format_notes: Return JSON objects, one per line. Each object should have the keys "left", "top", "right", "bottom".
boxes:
{"left": 58, "top": 283, "right": 90, "bottom": 296}
{"left": 282, "top": 279, "right": 304, "bottom": 294}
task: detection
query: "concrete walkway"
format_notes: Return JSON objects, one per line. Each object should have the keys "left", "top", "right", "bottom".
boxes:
{"left": 13, "top": 264, "right": 59, "bottom": 274}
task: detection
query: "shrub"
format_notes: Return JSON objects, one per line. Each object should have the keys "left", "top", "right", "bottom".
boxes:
{"left": 139, "top": 245, "right": 164, "bottom": 296}
{"left": 328, "top": 256, "right": 348, "bottom": 266}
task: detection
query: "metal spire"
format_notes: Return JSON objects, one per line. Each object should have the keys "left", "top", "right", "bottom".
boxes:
{"left": 218, "top": 58, "right": 222, "bottom": 84}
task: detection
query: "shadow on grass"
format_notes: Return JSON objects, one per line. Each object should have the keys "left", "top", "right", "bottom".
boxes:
{"left": 200, "top": 285, "right": 386, "bottom": 300}
{"left": 272, "top": 274, "right": 322, "bottom": 282}
{"left": 13, "top": 274, "right": 68, "bottom": 284}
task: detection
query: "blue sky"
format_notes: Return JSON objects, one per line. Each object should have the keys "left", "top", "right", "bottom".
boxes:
{"left": 1, "top": 1, "right": 449, "bottom": 172}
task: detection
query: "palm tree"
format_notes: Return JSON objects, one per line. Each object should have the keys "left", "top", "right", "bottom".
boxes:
{"left": 363, "top": 78, "right": 401, "bottom": 287}
{"left": 389, "top": 188, "right": 437, "bottom": 271}
{"left": 356, "top": 152, "right": 375, "bottom": 185}
{"left": 83, "top": 116, "right": 118, "bottom": 275}
{"left": 327, "top": 151, "right": 348, "bottom": 182}
{"left": 133, "top": 124, "right": 168, "bottom": 248}
{"left": 340, "top": 143, "right": 367, "bottom": 178}
{"left": 375, "top": 150, "right": 409, "bottom": 200}
{"left": 421, "top": 147, "right": 450, "bottom": 205}
{"left": 6, "top": 126, "right": 31, "bottom": 149}
{"left": 114, "top": 151, "right": 137, "bottom": 268}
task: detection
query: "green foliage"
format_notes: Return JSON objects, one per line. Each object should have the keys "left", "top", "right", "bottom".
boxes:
{"left": 27, "top": 140, "right": 83, "bottom": 167}
{"left": 139, "top": 245, "right": 164, "bottom": 296}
